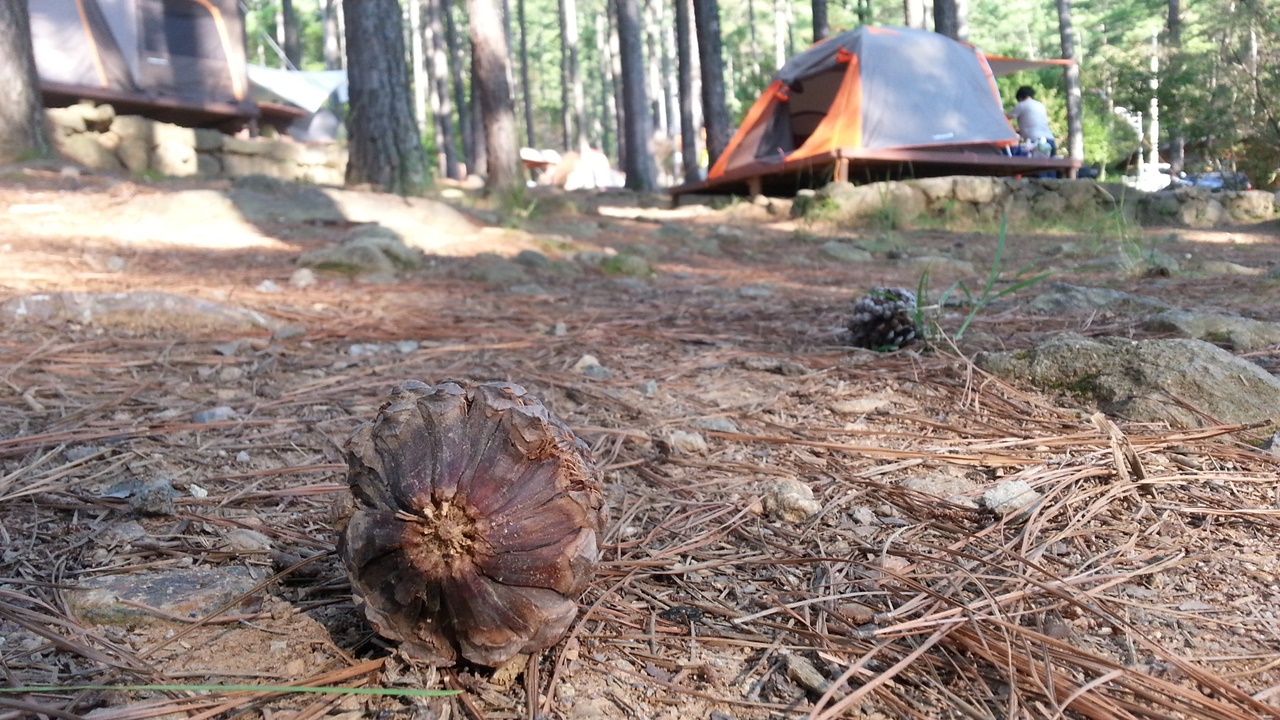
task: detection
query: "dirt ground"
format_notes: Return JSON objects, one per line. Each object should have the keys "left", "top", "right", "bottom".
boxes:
{"left": 2, "top": 164, "right": 1280, "bottom": 720}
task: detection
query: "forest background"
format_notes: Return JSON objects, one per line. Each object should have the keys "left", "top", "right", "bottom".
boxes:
{"left": 229, "top": 0, "right": 1279, "bottom": 188}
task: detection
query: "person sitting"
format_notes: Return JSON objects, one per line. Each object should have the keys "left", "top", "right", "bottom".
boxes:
{"left": 1006, "top": 86, "right": 1056, "bottom": 157}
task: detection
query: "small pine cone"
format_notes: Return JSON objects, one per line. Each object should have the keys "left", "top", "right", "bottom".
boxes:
{"left": 339, "top": 380, "right": 605, "bottom": 667}
{"left": 846, "top": 287, "right": 921, "bottom": 350}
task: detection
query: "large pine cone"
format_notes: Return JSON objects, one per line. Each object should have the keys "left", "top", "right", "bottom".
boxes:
{"left": 339, "top": 380, "right": 605, "bottom": 666}
{"left": 846, "top": 287, "right": 921, "bottom": 351}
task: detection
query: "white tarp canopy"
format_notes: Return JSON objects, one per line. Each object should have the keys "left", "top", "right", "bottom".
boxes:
{"left": 247, "top": 65, "right": 348, "bottom": 113}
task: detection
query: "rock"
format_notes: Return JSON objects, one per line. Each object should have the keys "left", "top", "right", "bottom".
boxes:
{"left": 193, "top": 406, "right": 237, "bottom": 423}
{"left": 1028, "top": 282, "right": 1172, "bottom": 315}
{"left": 461, "top": 254, "right": 530, "bottom": 284}
{"left": 395, "top": 340, "right": 420, "bottom": 354}
{"left": 981, "top": 480, "right": 1042, "bottom": 516}
{"left": 666, "top": 430, "right": 708, "bottom": 454}
{"left": 1269, "top": 265, "right": 1280, "bottom": 280}
{"left": 272, "top": 324, "right": 307, "bottom": 340}
{"left": 1199, "top": 260, "right": 1265, "bottom": 277}
{"left": 0, "top": 291, "right": 276, "bottom": 332}
{"left": 763, "top": 478, "right": 822, "bottom": 523}
{"left": 902, "top": 473, "right": 978, "bottom": 499}
{"left": 298, "top": 234, "right": 423, "bottom": 275}
{"left": 600, "top": 253, "right": 652, "bottom": 277}
{"left": 638, "top": 380, "right": 658, "bottom": 397}
{"left": 152, "top": 140, "right": 198, "bottom": 176}
{"left": 906, "top": 255, "right": 976, "bottom": 276}
{"left": 256, "top": 279, "right": 281, "bottom": 293}
{"left": 56, "top": 133, "right": 124, "bottom": 171}
{"left": 514, "top": 249, "right": 554, "bottom": 268}
{"left": 952, "top": 175, "right": 999, "bottom": 204}
{"left": 67, "top": 567, "right": 259, "bottom": 628}
{"left": 738, "top": 284, "right": 774, "bottom": 298}
{"left": 820, "top": 241, "right": 874, "bottom": 262}
{"left": 571, "top": 354, "right": 604, "bottom": 374}
{"left": 115, "top": 137, "right": 150, "bottom": 173}
{"left": 1141, "top": 309, "right": 1280, "bottom": 352}
{"left": 45, "top": 105, "right": 88, "bottom": 134}
{"left": 224, "top": 528, "right": 273, "bottom": 553}
{"left": 289, "top": 267, "right": 317, "bottom": 287}
{"left": 692, "top": 417, "right": 739, "bottom": 433}
{"left": 236, "top": 450, "right": 252, "bottom": 463}
{"left": 975, "top": 334, "right": 1280, "bottom": 429}
{"left": 129, "top": 477, "right": 177, "bottom": 516}
{"left": 1178, "top": 198, "right": 1228, "bottom": 228}
{"left": 1224, "top": 190, "right": 1275, "bottom": 221}
{"left": 910, "top": 176, "right": 955, "bottom": 203}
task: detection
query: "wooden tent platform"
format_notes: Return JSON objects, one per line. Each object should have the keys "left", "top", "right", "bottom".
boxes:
{"left": 670, "top": 147, "right": 1081, "bottom": 199}
{"left": 41, "top": 82, "right": 259, "bottom": 131}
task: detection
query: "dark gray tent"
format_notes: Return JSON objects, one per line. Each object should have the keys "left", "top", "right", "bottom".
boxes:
{"left": 29, "top": 0, "right": 256, "bottom": 128}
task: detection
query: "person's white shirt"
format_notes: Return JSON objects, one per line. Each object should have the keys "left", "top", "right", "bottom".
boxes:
{"left": 1007, "top": 97, "right": 1053, "bottom": 140}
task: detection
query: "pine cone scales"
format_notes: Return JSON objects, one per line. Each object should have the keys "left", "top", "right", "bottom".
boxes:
{"left": 340, "top": 380, "right": 605, "bottom": 666}
{"left": 846, "top": 287, "right": 921, "bottom": 350}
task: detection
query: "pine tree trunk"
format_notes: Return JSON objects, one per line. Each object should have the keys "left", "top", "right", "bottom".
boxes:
{"left": 0, "top": 0, "right": 46, "bottom": 163}
{"left": 646, "top": 1, "right": 666, "bottom": 137}
{"left": 518, "top": 0, "right": 536, "bottom": 147}
{"left": 324, "top": 0, "right": 345, "bottom": 69}
{"left": 559, "top": 0, "right": 587, "bottom": 151}
{"left": 1166, "top": 0, "right": 1184, "bottom": 176}
{"left": 609, "top": 8, "right": 626, "bottom": 164}
{"left": 1056, "top": 0, "right": 1084, "bottom": 169}
{"left": 772, "top": 0, "right": 786, "bottom": 71}
{"left": 468, "top": 0, "right": 521, "bottom": 192}
{"left": 933, "top": 0, "right": 959, "bottom": 40}
{"left": 343, "top": 0, "right": 429, "bottom": 194}
{"left": 411, "top": 0, "right": 431, "bottom": 140}
{"left": 615, "top": 0, "right": 657, "bottom": 189}
{"left": 660, "top": 5, "right": 678, "bottom": 146}
{"left": 443, "top": 0, "right": 475, "bottom": 175}
{"left": 596, "top": 13, "right": 618, "bottom": 160}
{"left": 427, "top": 0, "right": 460, "bottom": 178}
{"left": 693, "top": 0, "right": 730, "bottom": 166}
{"left": 812, "top": 0, "right": 829, "bottom": 43}
{"left": 282, "top": 0, "right": 302, "bottom": 68}
{"left": 675, "top": 0, "right": 700, "bottom": 182}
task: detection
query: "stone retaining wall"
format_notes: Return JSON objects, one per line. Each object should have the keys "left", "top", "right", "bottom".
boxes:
{"left": 794, "top": 175, "right": 1278, "bottom": 229}
{"left": 45, "top": 102, "right": 346, "bottom": 186}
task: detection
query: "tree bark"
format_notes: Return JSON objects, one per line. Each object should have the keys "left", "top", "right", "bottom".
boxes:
{"left": 1056, "top": 0, "right": 1084, "bottom": 167}
{"left": 772, "top": 0, "right": 786, "bottom": 71}
{"left": 596, "top": 13, "right": 618, "bottom": 160}
{"left": 675, "top": 0, "right": 699, "bottom": 182}
{"left": 281, "top": 0, "right": 302, "bottom": 69}
{"left": 936, "top": 0, "right": 957, "bottom": 40}
{"left": 343, "top": 0, "right": 429, "bottom": 194}
{"left": 608, "top": 7, "right": 626, "bottom": 164}
{"left": 0, "top": 0, "right": 46, "bottom": 163}
{"left": 812, "top": 0, "right": 829, "bottom": 43}
{"left": 517, "top": 0, "right": 536, "bottom": 147}
{"left": 427, "top": 0, "right": 460, "bottom": 178}
{"left": 468, "top": 0, "right": 521, "bottom": 192}
{"left": 324, "top": 0, "right": 345, "bottom": 69}
{"left": 411, "top": 0, "right": 430, "bottom": 139}
{"left": 560, "top": 0, "right": 587, "bottom": 151}
{"left": 443, "top": 0, "right": 475, "bottom": 175}
{"left": 615, "top": 0, "right": 657, "bottom": 189}
{"left": 693, "top": 0, "right": 730, "bottom": 166}
{"left": 1166, "top": 0, "right": 1184, "bottom": 176}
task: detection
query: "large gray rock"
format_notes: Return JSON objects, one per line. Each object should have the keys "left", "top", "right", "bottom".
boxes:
{"left": 298, "top": 232, "right": 424, "bottom": 275}
{"left": 820, "top": 241, "right": 873, "bottom": 262}
{"left": 975, "top": 334, "right": 1280, "bottom": 428}
{"left": 952, "top": 175, "right": 1000, "bottom": 204}
{"left": 1028, "top": 282, "right": 1172, "bottom": 315}
{"left": 0, "top": 291, "right": 276, "bottom": 331}
{"left": 1142, "top": 309, "right": 1280, "bottom": 353}
{"left": 55, "top": 133, "right": 123, "bottom": 171}
{"left": 1224, "top": 190, "right": 1275, "bottom": 221}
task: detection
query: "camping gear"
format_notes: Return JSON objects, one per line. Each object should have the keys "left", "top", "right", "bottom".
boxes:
{"left": 675, "top": 25, "right": 1077, "bottom": 197}
{"left": 29, "top": 0, "right": 256, "bottom": 128}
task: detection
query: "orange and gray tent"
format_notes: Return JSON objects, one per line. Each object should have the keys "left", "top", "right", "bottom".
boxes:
{"left": 28, "top": 0, "right": 255, "bottom": 127}
{"left": 692, "top": 25, "right": 1075, "bottom": 194}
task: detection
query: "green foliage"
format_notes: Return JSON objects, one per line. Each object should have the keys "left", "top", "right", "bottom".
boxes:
{"left": 1080, "top": 93, "right": 1139, "bottom": 172}
{"left": 917, "top": 216, "right": 1050, "bottom": 343}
